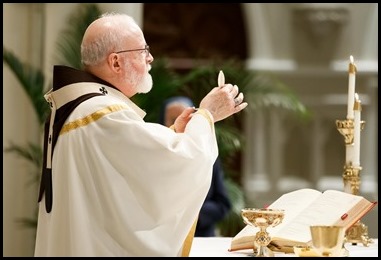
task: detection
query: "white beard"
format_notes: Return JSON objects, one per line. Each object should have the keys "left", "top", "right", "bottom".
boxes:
{"left": 136, "top": 72, "right": 153, "bottom": 94}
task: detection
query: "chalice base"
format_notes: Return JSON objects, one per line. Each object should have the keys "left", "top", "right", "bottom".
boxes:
{"left": 249, "top": 246, "right": 274, "bottom": 257}
{"left": 345, "top": 221, "right": 373, "bottom": 246}
{"left": 255, "top": 246, "right": 274, "bottom": 257}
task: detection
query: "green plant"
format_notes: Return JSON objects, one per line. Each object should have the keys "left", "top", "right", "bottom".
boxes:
{"left": 3, "top": 48, "right": 49, "bottom": 125}
{"left": 3, "top": 46, "right": 49, "bottom": 229}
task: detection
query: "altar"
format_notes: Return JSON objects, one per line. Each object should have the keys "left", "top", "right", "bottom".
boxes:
{"left": 189, "top": 237, "right": 378, "bottom": 257}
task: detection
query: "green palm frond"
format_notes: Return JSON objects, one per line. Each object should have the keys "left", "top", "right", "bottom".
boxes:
{"left": 55, "top": 3, "right": 102, "bottom": 69}
{"left": 15, "top": 217, "right": 38, "bottom": 229}
{"left": 215, "top": 124, "right": 243, "bottom": 157}
{"left": 217, "top": 179, "right": 246, "bottom": 237}
{"left": 3, "top": 47, "right": 49, "bottom": 125}
{"left": 243, "top": 73, "right": 310, "bottom": 118}
{"left": 224, "top": 179, "right": 246, "bottom": 214}
{"left": 4, "top": 142, "right": 42, "bottom": 185}
{"left": 4, "top": 142, "right": 43, "bottom": 168}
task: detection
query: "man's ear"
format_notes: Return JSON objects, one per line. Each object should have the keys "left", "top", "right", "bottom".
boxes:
{"left": 108, "top": 53, "right": 122, "bottom": 72}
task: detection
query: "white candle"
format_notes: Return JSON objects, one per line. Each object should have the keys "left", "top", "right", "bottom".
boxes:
{"left": 347, "top": 55, "right": 357, "bottom": 119}
{"left": 345, "top": 142, "right": 354, "bottom": 165}
{"left": 353, "top": 93, "right": 361, "bottom": 167}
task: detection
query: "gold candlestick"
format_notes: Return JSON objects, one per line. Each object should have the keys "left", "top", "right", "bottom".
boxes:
{"left": 343, "top": 164, "right": 362, "bottom": 195}
{"left": 336, "top": 119, "right": 371, "bottom": 246}
{"left": 336, "top": 119, "right": 354, "bottom": 145}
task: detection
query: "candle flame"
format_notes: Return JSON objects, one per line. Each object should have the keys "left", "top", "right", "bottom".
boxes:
{"left": 354, "top": 93, "right": 359, "bottom": 101}
{"left": 350, "top": 55, "right": 354, "bottom": 63}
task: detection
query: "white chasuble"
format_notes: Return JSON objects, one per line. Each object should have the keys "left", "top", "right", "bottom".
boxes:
{"left": 34, "top": 84, "right": 218, "bottom": 256}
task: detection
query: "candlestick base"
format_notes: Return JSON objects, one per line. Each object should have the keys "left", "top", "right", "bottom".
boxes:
{"left": 345, "top": 221, "right": 373, "bottom": 246}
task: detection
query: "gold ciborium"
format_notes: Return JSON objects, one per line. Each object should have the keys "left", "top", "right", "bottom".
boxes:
{"left": 241, "top": 208, "right": 285, "bottom": 257}
{"left": 310, "top": 225, "right": 346, "bottom": 257}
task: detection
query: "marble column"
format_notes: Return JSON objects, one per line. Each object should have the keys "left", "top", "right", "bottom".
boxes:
{"left": 243, "top": 3, "right": 295, "bottom": 71}
{"left": 243, "top": 109, "right": 270, "bottom": 200}
{"left": 361, "top": 76, "right": 378, "bottom": 197}
{"left": 310, "top": 116, "right": 328, "bottom": 184}
{"left": 268, "top": 110, "right": 287, "bottom": 189}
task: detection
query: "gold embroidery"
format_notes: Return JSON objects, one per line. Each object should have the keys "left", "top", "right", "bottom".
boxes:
{"left": 169, "top": 124, "right": 176, "bottom": 132}
{"left": 181, "top": 218, "right": 198, "bottom": 257}
{"left": 195, "top": 108, "right": 214, "bottom": 130}
{"left": 60, "top": 104, "right": 128, "bottom": 135}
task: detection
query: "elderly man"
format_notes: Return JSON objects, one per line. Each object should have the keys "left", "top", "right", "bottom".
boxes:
{"left": 35, "top": 13, "right": 247, "bottom": 256}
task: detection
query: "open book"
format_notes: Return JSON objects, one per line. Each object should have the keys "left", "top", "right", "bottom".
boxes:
{"left": 229, "top": 188, "right": 377, "bottom": 252}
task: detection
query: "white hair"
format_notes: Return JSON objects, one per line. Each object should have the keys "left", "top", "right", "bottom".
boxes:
{"left": 81, "top": 13, "right": 137, "bottom": 66}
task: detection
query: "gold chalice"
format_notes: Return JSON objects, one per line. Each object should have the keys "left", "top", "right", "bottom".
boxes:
{"left": 310, "top": 225, "right": 346, "bottom": 257}
{"left": 241, "top": 208, "right": 285, "bottom": 257}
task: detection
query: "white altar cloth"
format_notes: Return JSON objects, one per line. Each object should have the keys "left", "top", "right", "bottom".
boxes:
{"left": 190, "top": 237, "right": 378, "bottom": 257}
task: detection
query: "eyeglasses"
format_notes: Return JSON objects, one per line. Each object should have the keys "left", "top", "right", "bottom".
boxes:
{"left": 114, "top": 45, "right": 150, "bottom": 56}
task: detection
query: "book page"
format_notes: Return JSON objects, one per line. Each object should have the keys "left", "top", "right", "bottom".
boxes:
{"left": 273, "top": 190, "right": 364, "bottom": 243}
{"left": 268, "top": 188, "right": 322, "bottom": 230}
